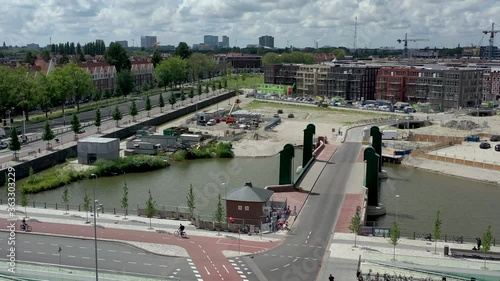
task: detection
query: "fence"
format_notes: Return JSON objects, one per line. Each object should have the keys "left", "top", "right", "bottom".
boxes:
{"left": 25, "top": 121, "right": 95, "bottom": 143}
{"left": 410, "top": 151, "right": 500, "bottom": 172}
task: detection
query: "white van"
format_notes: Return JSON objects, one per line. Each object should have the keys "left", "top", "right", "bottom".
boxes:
{"left": 382, "top": 130, "right": 398, "bottom": 140}
{"left": 0, "top": 140, "right": 7, "bottom": 149}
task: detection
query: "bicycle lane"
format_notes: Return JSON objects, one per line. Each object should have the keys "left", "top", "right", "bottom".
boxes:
{"left": 0, "top": 218, "right": 279, "bottom": 281}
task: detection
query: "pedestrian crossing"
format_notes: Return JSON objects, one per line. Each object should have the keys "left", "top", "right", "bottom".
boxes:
{"left": 228, "top": 257, "right": 253, "bottom": 281}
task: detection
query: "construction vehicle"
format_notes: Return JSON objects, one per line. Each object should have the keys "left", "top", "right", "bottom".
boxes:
{"left": 316, "top": 96, "right": 329, "bottom": 107}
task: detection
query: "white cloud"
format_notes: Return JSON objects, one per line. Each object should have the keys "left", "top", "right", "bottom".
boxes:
{"left": 0, "top": 0, "right": 498, "bottom": 49}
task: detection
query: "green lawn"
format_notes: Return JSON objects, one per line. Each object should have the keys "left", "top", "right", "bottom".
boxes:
{"left": 224, "top": 74, "right": 263, "bottom": 90}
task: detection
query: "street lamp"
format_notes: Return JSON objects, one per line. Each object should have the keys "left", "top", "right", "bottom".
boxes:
{"left": 90, "top": 173, "right": 99, "bottom": 281}
{"left": 395, "top": 194, "right": 400, "bottom": 223}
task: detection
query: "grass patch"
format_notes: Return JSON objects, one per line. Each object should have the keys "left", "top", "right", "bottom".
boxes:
{"left": 169, "top": 141, "right": 234, "bottom": 161}
{"left": 21, "top": 155, "right": 168, "bottom": 194}
{"left": 225, "top": 75, "right": 263, "bottom": 90}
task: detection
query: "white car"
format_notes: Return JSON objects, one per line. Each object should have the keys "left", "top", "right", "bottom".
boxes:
{"left": 206, "top": 119, "right": 216, "bottom": 126}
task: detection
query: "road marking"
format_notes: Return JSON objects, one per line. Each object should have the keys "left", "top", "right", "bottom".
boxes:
{"left": 270, "top": 268, "right": 278, "bottom": 272}
{"left": 23, "top": 251, "right": 32, "bottom": 253}
{"left": 37, "top": 242, "right": 45, "bottom": 245}
{"left": 284, "top": 263, "right": 290, "bottom": 268}
{"left": 50, "top": 244, "right": 58, "bottom": 246}
{"left": 113, "top": 260, "right": 121, "bottom": 263}
{"left": 82, "top": 257, "right": 90, "bottom": 259}
{"left": 123, "top": 251, "right": 131, "bottom": 254}
{"left": 202, "top": 250, "right": 206, "bottom": 254}
{"left": 293, "top": 258, "right": 298, "bottom": 263}
{"left": 98, "top": 258, "right": 105, "bottom": 261}
{"left": 204, "top": 266, "right": 210, "bottom": 275}
{"left": 159, "top": 265, "right": 168, "bottom": 268}
{"left": 143, "top": 263, "right": 151, "bottom": 266}
{"left": 23, "top": 241, "right": 31, "bottom": 243}
{"left": 138, "top": 253, "right": 146, "bottom": 255}
{"left": 223, "top": 265, "right": 229, "bottom": 273}
{"left": 65, "top": 245, "right": 73, "bottom": 248}
{"left": 108, "top": 250, "right": 116, "bottom": 252}
{"left": 128, "top": 261, "right": 136, "bottom": 264}
{"left": 52, "top": 254, "right": 59, "bottom": 256}
{"left": 37, "top": 252, "right": 45, "bottom": 255}
{"left": 68, "top": 255, "right": 76, "bottom": 258}
{"left": 79, "top": 246, "right": 87, "bottom": 249}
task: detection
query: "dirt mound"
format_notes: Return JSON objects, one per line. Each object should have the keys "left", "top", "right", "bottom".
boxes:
{"left": 442, "top": 120, "right": 480, "bottom": 130}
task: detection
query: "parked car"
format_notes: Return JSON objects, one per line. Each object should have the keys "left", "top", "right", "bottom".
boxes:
{"left": 496, "top": 144, "right": 500, "bottom": 151}
{"left": 206, "top": 119, "right": 216, "bottom": 126}
{"left": 288, "top": 113, "right": 295, "bottom": 118}
{"left": 0, "top": 140, "right": 7, "bottom": 149}
{"left": 479, "top": 142, "right": 491, "bottom": 149}
{"left": 277, "top": 109, "right": 283, "bottom": 114}
{"left": 490, "top": 135, "right": 500, "bottom": 142}
{"left": 273, "top": 113, "right": 280, "bottom": 118}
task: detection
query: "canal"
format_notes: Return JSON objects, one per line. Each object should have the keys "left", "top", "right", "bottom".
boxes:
{"left": 6, "top": 151, "right": 500, "bottom": 241}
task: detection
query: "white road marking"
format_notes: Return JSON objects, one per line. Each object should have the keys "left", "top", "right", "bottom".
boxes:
{"left": 37, "top": 242, "right": 45, "bottom": 245}
{"left": 284, "top": 264, "right": 290, "bottom": 267}
{"left": 223, "top": 265, "right": 229, "bottom": 273}
{"left": 204, "top": 266, "right": 211, "bottom": 275}
{"left": 293, "top": 258, "right": 298, "bottom": 263}
{"left": 98, "top": 258, "right": 105, "bottom": 261}
{"left": 79, "top": 246, "right": 86, "bottom": 249}
{"left": 82, "top": 257, "right": 90, "bottom": 259}
{"left": 23, "top": 241, "right": 31, "bottom": 244}
{"left": 123, "top": 251, "right": 131, "bottom": 254}
{"left": 159, "top": 265, "right": 168, "bottom": 268}
{"left": 270, "top": 268, "right": 278, "bottom": 272}
{"left": 37, "top": 252, "right": 45, "bottom": 255}
{"left": 143, "top": 263, "right": 151, "bottom": 266}
{"left": 113, "top": 260, "right": 121, "bottom": 263}
{"left": 128, "top": 261, "right": 136, "bottom": 264}
{"left": 108, "top": 250, "right": 116, "bottom": 252}
{"left": 65, "top": 245, "right": 72, "bottom": 248}
{"left": 138, "top": 253, "right": 146, "bottom": 255}
{"left": 50, "top": 244, "right": 58, "bottom": 246}
{"left": 68, "top": 255, "right": 76, "bottom": 258}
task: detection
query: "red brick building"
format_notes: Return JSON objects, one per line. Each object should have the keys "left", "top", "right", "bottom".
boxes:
{"left": 375, "top": 67, "right": 421, "bottom": 103}
{"left": 224, "top": 182, "right": 274, "bottom": 226}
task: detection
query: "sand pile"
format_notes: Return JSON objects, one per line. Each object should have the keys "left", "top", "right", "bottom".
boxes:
{"left": 442, "top": 120, "right": 479, "bottom": 130}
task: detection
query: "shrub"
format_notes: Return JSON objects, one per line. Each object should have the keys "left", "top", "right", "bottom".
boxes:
{"left": 87, "top": 155, "right": 168, "bottom": 176}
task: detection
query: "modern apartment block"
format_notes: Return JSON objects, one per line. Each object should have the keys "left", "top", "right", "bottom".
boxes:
{"left": 259, "top": 35, "right": 274, "bottom": 49}
{"left": 488, "top": 70, "right": 500, "bottom": 101}
{"left": 204, "top": 35, "right": 218, "bottom": 47}
{"left": 265, "top": 63, "right": 379, "bottom": 100}
{"left": 140, "top": 36, "right": 157, "bottom": 49}
{"left": 376, "top": 66, "right": 485, "bottom": 110}
{"left": 220, "top": 36, "right": 230, "bottom": 48}
{"left": 115, "top": 40, "right": 128, "bottom": 48}
{"left": 263, "top": 64, "right": 300, "bottom": 85}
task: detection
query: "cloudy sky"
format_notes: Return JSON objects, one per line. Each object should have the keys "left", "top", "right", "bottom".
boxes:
{"left": 1, "top": 0, "right": 499, "bottom": 49}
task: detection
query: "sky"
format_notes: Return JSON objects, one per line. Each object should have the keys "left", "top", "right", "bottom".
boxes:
{"left": 1, "top": 0, "right": 500, "bottom": 50}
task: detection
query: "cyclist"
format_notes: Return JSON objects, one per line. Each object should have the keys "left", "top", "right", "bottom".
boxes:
{"left": 21, "top": 218, "right": 27, "bottom": 230}
{"left": 179, "top": 224, "right": 185, "bottom": 236}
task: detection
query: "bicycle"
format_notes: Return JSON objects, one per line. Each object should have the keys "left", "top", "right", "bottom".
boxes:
{"left": 174, "top": 230, "right": 187, "bottom": 238}
{"left": 20, "top": 224, "right": 32, "bottom": 232}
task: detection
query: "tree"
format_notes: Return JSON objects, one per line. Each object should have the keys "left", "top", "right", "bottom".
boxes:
{"left": 332, "top": 48, "right": 346, "bottom": 60}
{"left": 166, "top": 56, "right": 187, "bottom": 88}
{"left": 20, "top": 191, "right": 28, "bottom": 218}
{"left": 8, "top": 127, "right": 21, "bottom": 159}
{"left": 121, "top": 182, "right": 129, "bottom": 219}
{"left": 129, "top": 100, "right": 138, "bottom": 121}
{"left": 211, "top": 81, "right": 216, "bottom": 93}
{"left": 217, "top": 80, "right": 222, "bottom": 93}
{"left": 49, "top": 62, "right": 95, "bottom": 113}
{"left": 23, "top": 51, "right": 36, "bottom": 64}
{"left": 188, "top": 87, "right": 194, "bottom": 103}
{"left": 482, "top": 225, "right": 493, "bottom": 269}
{"left": 94, "top": 107, "right": 101, "bottom": 133}
{"left": 223, "top": 78, "right": 227, "bottom": 89}
{"left": 83, "top": 188, "right": 91, "bottom": 223}
{"left": 214, "top": 193, "right": 225, "bottom": 235}
{"left": 62, "top": 186, "right": 70, "bottom": 214}
{"left": 186, "top": 184, "right": 196, "bottom": 220}
{"left": 41, "top": 120, "right": 55, "bottom": 147}
{"left": 175, "top": 42, "right": 192, "bottom": 59}
{"left": 433, "top": 210, "right": 442, "bottom": 254}
{"left": 41, "top": 50, "right": 50, "bottom": 62}
{"left": 70, "top": 112, "right": 81, "bottom": 136}
{"left": 103, "top": 89, "right": 111, "bottom": 99}
{"left": 117, "top": 70, "right": 134, "bottom": 97}
{"left": 145, "top": 95, "right": 152, "bottom": 116}
{"left": 112, "top": 105, "right": 122, "bottom": 127}
{"left": 348, "top": 209, "right": 362, "bottom": 247}
{"left": 168, "top": 95, "right": 176, "bottom": 109}
{"left": 205, "top": 83, "right": 209, "bottom": 97}
{"left": 197, "top": 83, "right": 202, "bottom": 100}
{"left": 154, "top": 60, "right": 172, "bottom": 91}
{"left": 180, "top": 88, "right": 186, "bottom": 105}
{"left": 152, "top": 49, "right": 162, "bottom": 68}
{"left": 104, "top": 42, "right": 131, "bottom": 72}
{"left": 145, "top": 189, "right": 157, "bottom": 229}
{"left": 389, "top": 220, "right": 400, "bottom": 261}
{"left": 158, "top": 93, "right": 165, "bottom": 112}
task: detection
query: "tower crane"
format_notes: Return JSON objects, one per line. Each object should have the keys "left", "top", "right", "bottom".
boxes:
{"left": 397, "top": 33, "right": 429, "bottom": 58}
{"left": 482, "top": 23, "right": 500, "bottom": 61}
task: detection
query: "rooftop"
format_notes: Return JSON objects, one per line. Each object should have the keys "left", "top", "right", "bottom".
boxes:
{"left": 225, "top": 182, "right": 274, "bottom": 203}
{"left": 78, "top": 137, "right": 118, "bottom": 144}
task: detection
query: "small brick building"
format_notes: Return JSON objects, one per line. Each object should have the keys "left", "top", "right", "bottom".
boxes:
{"left": 224, "top": 182, "right": 274, "bottom": 226}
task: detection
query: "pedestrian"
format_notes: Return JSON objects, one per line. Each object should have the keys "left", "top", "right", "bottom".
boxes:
{"left": 328, "top": 274, "right": 334, "bottom": 281}
{"left": 476, "top": 237, "right": 482, "bottom": 250}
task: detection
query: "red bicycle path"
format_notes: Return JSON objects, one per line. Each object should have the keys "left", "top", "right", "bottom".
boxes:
{"left": 1, "top": 218, "right": 279, "bottom": 281}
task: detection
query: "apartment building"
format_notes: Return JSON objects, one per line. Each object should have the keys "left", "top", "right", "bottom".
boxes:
{"left": 376, "top": 65, "right": 485, "bottom": 110}
{"left": 130, "top": 61, "right": 154, "bottom": 87}
{"left": 295, "top": 64, "right": 330, "bottom": 97}
{"left": 78, "top": 62, "right": 117, "bottom": 93}
{"left": 263, "top": 64, "right": 300, "bottom": 85}
{"left": 328, "top": 65, "right": 379, "bottom": 101}
{"left": 489, "top": 70, "right": 500, "bottom": 101}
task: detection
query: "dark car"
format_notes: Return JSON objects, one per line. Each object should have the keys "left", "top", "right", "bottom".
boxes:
{"left": 496, "top": 144, "right": 500, "bottom": 152}
{"left": 479, "top": 142, "right": 491, "bottom": 149}
{"left": 490, "top": 135, "right": 500, "bottom": 142}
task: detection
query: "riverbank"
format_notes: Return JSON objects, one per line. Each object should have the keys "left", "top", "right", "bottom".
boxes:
{"left": 402, "top": 156, "right": 500, "bottom": 185}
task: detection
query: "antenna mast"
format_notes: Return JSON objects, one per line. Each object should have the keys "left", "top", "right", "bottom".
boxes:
{"left": 353, "top": 17, "right": 358, "bottom": 51}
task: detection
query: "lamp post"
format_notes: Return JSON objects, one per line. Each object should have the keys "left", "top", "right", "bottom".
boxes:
{"left": 90, "top": 173, "right": 99, "bottom": 281}
{"left": 395, "top": 194, "right": 400, "bottom": 223}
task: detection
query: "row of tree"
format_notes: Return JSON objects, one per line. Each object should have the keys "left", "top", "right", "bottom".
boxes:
{"left": 48, "top": 40, "right": 107, "bottom": 56}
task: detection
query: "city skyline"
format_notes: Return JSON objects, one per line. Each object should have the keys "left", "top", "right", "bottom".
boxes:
{"left": 1, "top": 1, "right": 500, "bottom": 49}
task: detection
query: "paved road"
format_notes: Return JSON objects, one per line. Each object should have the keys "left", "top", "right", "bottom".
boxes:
{"left": 0, "top": 232, "right": 195, "bottom": 280}
{"left": 249, "top": 141, "right": 361, "bottom": 281}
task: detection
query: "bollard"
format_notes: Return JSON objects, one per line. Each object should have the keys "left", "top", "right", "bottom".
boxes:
{"left": 445, "top": 234, "right": 447, "bottom": 242}
{"left": 79, "top": 205, "right": 80, "bottom": 212}
{"left": 0, "top": 198, "right": 2, "bottom": 205}
{"left": 55, "top": 203, "right": 58, "bottom": 210}
{"left": 114, "top": 208, "right": 116, "bottom": 215}
{"left": 44, "top": 202, "right": 47, "bottom": 209}
{"left": 413, "top": 232, "right": 416, "bottom": 240}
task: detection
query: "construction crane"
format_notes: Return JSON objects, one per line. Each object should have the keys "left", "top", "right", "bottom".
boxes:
{"left": 397, "top": 33, "right": 429, "bottom": 58}
{"left": 482, "top": 23, "right": 500, "bottom": 61}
